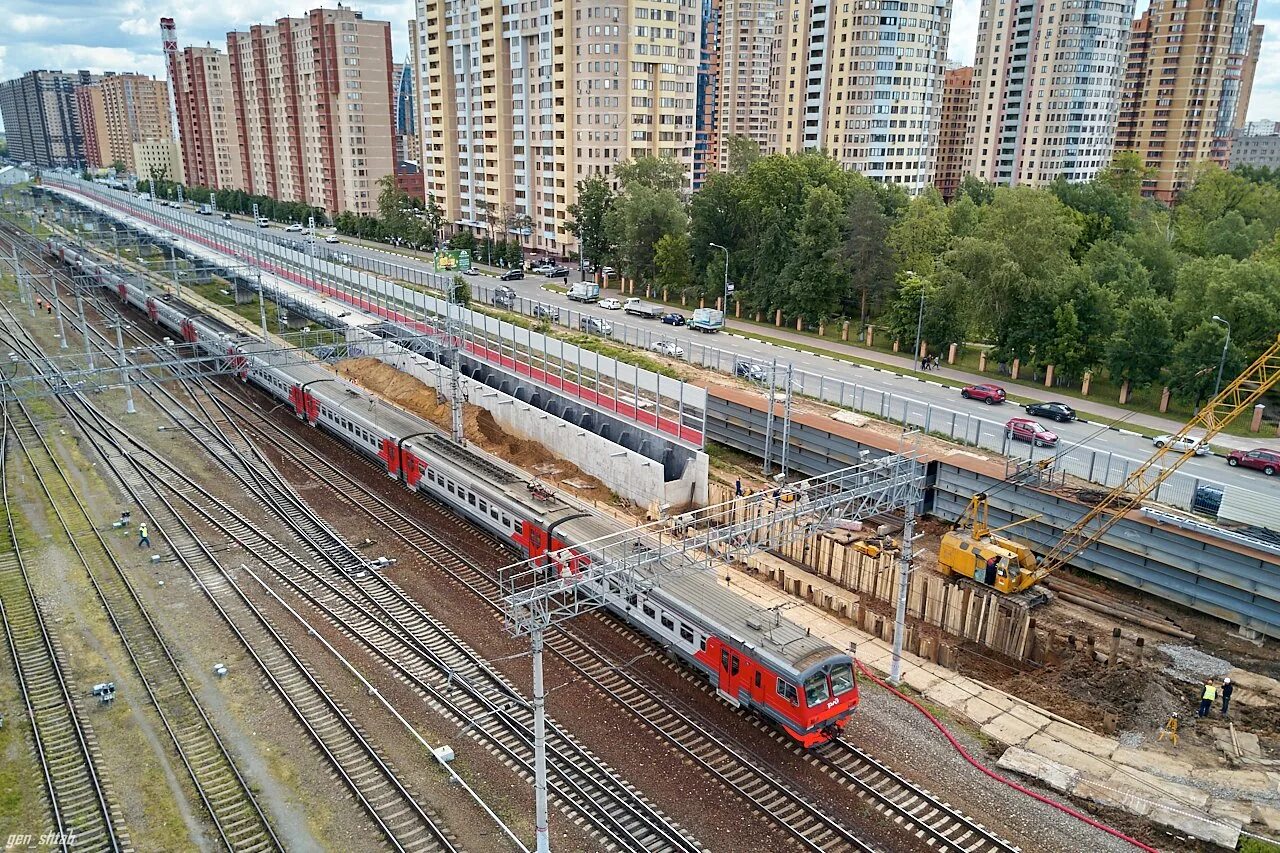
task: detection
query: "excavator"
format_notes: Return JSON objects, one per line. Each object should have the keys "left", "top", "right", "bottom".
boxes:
{"left": 937, "top": 333, "right": 1280, "bottom": 596}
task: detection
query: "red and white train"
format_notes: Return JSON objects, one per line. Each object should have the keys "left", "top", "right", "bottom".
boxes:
{"left": 45, "top": 237, "right": 860, "bottom": 746}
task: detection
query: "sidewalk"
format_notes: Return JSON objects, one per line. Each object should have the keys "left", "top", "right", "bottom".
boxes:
{"left": 722, "top": 551, "right": 1278, "bottom": 849}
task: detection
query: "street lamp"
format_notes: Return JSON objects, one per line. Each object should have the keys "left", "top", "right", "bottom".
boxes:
{"left": 709, "top": 242, "right": 729, "bottom": 314}
{"left": 1211, "top": 315, "right": 1231, "bottom": 400}
{"left": 908, "top": 271, "right": 925, "bottom": 373}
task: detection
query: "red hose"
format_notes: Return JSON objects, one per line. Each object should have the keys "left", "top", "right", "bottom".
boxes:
{"left": 855, "top": 660, "right": 1162, "bottom": 853}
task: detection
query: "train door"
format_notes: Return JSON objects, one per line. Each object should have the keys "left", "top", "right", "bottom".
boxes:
{"left": 717, "top": 647, "right": 742, "bottom": 708}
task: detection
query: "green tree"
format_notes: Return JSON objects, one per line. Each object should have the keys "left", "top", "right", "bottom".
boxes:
{"left": 1168, "top": 320, "right": 1244, "bottom": 406}
{"left": 614, "top": 156, "right": 686, "bottom": 193}
{"left": 654, "top": 232, "right": 693, "bottom": 295}
{"left": 567, "top": 174, "right": 615, "bottom": 266}
{"left": 1044, "top": 303, "right": 1089, "bottom": 382}
{"left": 888, "top": 187, "right": 950, "bottom": 281}
{"left": 724, "top": 136, "right": 761, "bottom": 174}
{"left": 842, "top": 183, "right": 895, "bottom": 323}
{"left": 604, "top": 184, "right": 687, "bottom": 283}
{"left": 958, "top": 176, "right": 995, "bottom": 206}
{"left": 1203, "top": 211, "right": 1270, "bottom": 259}
{"left": 110, "top": 158, "right": 127, "bottom": 175}
{"left": 1098, "top": 151, "right": 1149, "bottom": 200}
{"left": 1106, "top": 297, "right": 1174, "bottom": 389}
{"left": 780, "top": 185, "right": 847, "bottom": 324}
{"left": 449, "top": 274, "right": 471, "bottom": 306}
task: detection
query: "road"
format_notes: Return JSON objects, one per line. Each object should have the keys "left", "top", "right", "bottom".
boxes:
{"left": 48, "top": 188, "right": 1280, "bottom": 511}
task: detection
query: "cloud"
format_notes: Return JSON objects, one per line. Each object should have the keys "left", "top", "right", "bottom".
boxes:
{"left": 948, "top": 0, "right": 981, "bottom": 65}
{"left": 119, "top": 18, "right": 154, "bottom": 37}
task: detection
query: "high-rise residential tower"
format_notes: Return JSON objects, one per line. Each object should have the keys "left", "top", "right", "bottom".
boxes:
{"left": 1115, "top": 0, "right": 1262, "bottom": 200}
{"left": 227, "top": 6, "right": 395, "bottom": 214}
{"left": 934, "top": 64, "right": 973, "bottom": 200}
{"left": 171, "top": 45, "right": 244, "bottom": 190}
{"left": 775, "top": 0, "right": 951, "bottom": 192}
{"left": 74, "top": 74, "right": 174, "bottom": 174}
{"left": 415, "top": 0, "right": 700, "bottom": 254}
{"left": 965, "top": 0, "right": 1134, "bottom": 186}
{"left": 0, "top": 70, "right": 102, "bottom": 168}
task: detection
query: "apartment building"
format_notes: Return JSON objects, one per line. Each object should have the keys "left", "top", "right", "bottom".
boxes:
{"left": 171, "top": 45, "right": 244, "bottom": 190}
{"left": 227, "top": 6, "right": 395, "bottom": 215}
{"left": 775, "top": 0, "right": 951, "bottom": 192}
{"left": 133, "top": 139, "right": 186, "bottom": 184}
{"left": 934, "top": 65, "right": 973, "bottom": 200}
{"left": 74, "top": 74, "right": 173, "bottom": 173}
{"left": 415, "top": 0, "right": 700, "bottom": 254}
{"left": 1116, "top": 0, "right": 1261, "bottom": 200}
{"left": 694, "top": 0, "right": 781, "bottom": 185}
{"left": 1229, "top": 119, "right": 1280, "bottom": 169}
{"left": 0, "top": 70, "right": 101, "bottom": 167}
{"left": 966, "top": 0, "right": 1134, "bottom": 187}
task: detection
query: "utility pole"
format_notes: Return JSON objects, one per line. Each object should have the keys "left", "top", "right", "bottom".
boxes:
{"left": 530, "top": 628, "right": 550, "bottom": 853}
{"left": 169, "top": 243, "right": 181, "bottom": 298}
{"left": 780, "top": 363, "right": 794, "bottom": 477}
{"left": 889, "top": 433, "right": 923, "bottom": 686}
{"left": 445, "top": 275, "right": 465, "bottom": 445}
{"left": 762, "top": 357, "right": 778, "bottom": 476}
{"left": 256, "top": 269, "right": 269, "bottom": 342}
{"left": 113, "top": 319, "right": 135, "bottom": 414}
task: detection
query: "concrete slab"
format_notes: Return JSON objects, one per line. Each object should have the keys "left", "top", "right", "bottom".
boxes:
{"left": 1252, "top": 804, "right": 1280, "bottom": 833}
{"left": 1199, "top": 768, "right": 1277, "bottom": 796}
{"left": 962, "top": 689, "right": 1016, "bottom": 725}
{"left": 996, "top": 746, "right": 1078, "bottom": 793}
{"left": 981, "top": 712, "right": 1041, "bottom": 746}
{"left": 1042, "top": 721, "right": 1118, "bottom": 759}
{"left": 1108, "top": 766, "right": 1211, "bottom": 810}
{"left": 1234, "top": 687, "right": 1276, "bottom": 708}
{"left": 1146, "top": 803, "right": 1241, "bottom": 849}
{"left": 1237, "top": 731, "right": 1263, "bottom": 760}
{"left": 1006, "top": 702, "right": 1053, "bottom": 731}
{"left": 1226, "top": 667, "right": 1280, "bottom": 699}
{"left": 1025, "top": 733, "right": 1116, "bottom": 779}
{"left": 1071, "top": 775, "right": 1151, "bottom": 817}
{"left": 900, "top": 665, "right": 942, "bottom": 694}
{"left": 1207, "top": 799, "right": 1254, "bottom": 827}
{"left": 1111, "top": 746, "right": 1195, "bottom": 779}
{"left": 923, "top": 678, "right": 975, "bottom": 709}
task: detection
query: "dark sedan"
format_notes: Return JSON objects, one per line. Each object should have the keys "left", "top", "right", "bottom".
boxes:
{"left": 661, "top": 312, "right": 686, "bottom": 326}
{"left": 1024, "top": 401, "right": 1077, "bottom": 423}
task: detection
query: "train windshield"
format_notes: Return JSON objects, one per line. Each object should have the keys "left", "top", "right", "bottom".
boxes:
{"left": 829, "top": 663, "right": 855, "bottom": 696}
{"left": 804, "top": 671, "right": 831, "bottom": 706}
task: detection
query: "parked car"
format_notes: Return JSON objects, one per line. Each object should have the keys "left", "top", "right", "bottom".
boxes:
{"left": 1005, "top": 417, "right": 1059, "bottom": 447}
{"left": 533, "top": 304, "right": 560, "bottom": 321}
{"left": 650, "top": 340, "right": 685, "bottom": 358}
{"left": 530, "top": 261, "right": 556, "bottom": 275}
{"left": 500, "top": 269, "right": 524, "bottom": 281}
{"left": 661, "top": 312, "right": 686, "bottom": 326}
{"left": 463, "top": 267, "right": 480, "bottom": 276}
{"left": 285, "top": 222, "right": 303, "bottom": 232}
{"left": 961, "top": 383, "right": 1006, "bottom": 404}
{"left": 222, "top": 212, "right": 232, "bottom": 220}
{"left": 1226, "top": 448, "right": 1280, "bottom": 475}
{"left": 1024, "top": 401, "right": 1076, "bottom": 422}
{"left": 324, "top": 233, "right": 340, "bottom": 243}
{"left": 547, "top": 266, "right": 571, "bottom": 279}
{"left": 1152, "top": 434, "right": 1209, "bottom": 456}
{"left": 599, "top": 297, "right": 623, "bottom": 310}
{"left": 493, "top": 285, "right": 516, "bottom": 309}
{"left": 735, "top": 361, "right": 767, "bottom": 382}
{"left": 579, "top": 316, "right": 613, "bottom": 336}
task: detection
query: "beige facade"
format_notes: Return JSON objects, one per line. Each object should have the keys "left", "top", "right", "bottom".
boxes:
{"left": 75, "top": 74, "right": 172, "bottom": 173}
{"left": 415, "top": 0, "right": 700, "bottom": 254}
{"left": 133, "top": 140, "right": 186, "bottom": 184}
{"left": 966, "top": 0, "right": 1133, "bottom": 187}
{"left": 775, "top": 0, "right": 950, "bottom": 193}
{"left": 1115, "top": 0, "right": 1261, "bottom": 201}
{"left": 227, "top": 6, "right": 396, "bottom": 214}
{"left": 934, "top": 65, "right": 972, "bottom": 200}
{"left": 172, "top": 46, "right": 243, "bottom": 190}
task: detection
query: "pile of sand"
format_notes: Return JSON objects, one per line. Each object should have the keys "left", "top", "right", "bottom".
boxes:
{"left": 336, "top": 357, "right": 623, "bottom": 507}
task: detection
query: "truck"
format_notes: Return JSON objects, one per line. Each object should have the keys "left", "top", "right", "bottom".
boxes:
{"left": 689, "top": 307, "right": 724, "bottom": 333}
{"left": 198, "top": 203, "right": 213, "bottom": 215}
{"left": 623, "top": 297, "right": 664, "bottom": 319}
{"left": 567, "top": 282, "right": 600, "bottom": 303}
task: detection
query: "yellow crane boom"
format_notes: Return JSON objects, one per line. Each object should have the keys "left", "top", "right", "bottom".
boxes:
{"left": 1031, "top": 333, "right": 1280, "bottom": 583}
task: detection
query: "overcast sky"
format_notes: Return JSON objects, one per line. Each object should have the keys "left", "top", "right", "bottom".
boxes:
{"left": 2, "top": 0, "right": 1277, "bottom": 132}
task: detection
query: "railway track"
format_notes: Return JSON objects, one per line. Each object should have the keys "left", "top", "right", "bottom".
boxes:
{"left": 0, "top": 412, "right": 128, "bottom": 853}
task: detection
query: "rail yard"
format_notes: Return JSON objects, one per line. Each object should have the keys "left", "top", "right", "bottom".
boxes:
{"left": 1, "top": 180, "right": 1278, "bottom": 853}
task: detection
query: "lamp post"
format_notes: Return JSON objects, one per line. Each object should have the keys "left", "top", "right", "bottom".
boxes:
{"left": 908, "top": 271, "right": 925, "bottom": 372}
{"left": 1211, "top": 315, "right": 1231, "bottom": 400}
{"left": 709, "top": 242, "right": 729, "bottom": 314}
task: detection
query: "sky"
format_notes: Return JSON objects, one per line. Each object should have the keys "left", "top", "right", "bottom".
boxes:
{"left": 1, "top": 0, "right": 1278, "bottom": 132}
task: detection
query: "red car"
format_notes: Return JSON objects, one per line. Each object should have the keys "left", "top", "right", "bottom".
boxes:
{"left": 961, "top": 383, "right": 1007, "bottom": 404}
{"left": 1005, "top": 417, "right": 1059, "bottom": 447}
{"left": 1227, "top": 448, "right": 1279, "bottom": 476}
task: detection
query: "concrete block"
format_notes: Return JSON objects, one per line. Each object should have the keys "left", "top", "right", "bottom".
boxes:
{"left": 1042, "top": 721, "right": 1118, "bottom": 759}
{"left": 1225, "top": 667, "right": 1280, "bottom": 699}
{"left": 1072, "top": 775, "right": 1152, "bottom": 817}
{"left": 1146, "top": 803, "right": 1240, "bottom": 849}
{"left": 1006, "top": 702, "right": 1053, "bottom": 731}
{"left": 1025, "top": 733, "right": 1116, "bottom": 779}
{"left": 996, "top": 746, "right": 1078, "bottom": 793}
{"left": 962, "top": 690, "right": 1016, "bottom": 725}
{"left": 1111, "top": 746, "right": 1194, "bottom": 779}
{"left": 1207, "top": 798, "right": 1253, "bottom": 827}
{"left": 1252, "top": 803, "right": 1280, "bottom": 833}
{"left": 981, "top": 712, "right": 1041, "bottom": 747}
{"left": 1199, "top": 768, "right": 1276, "bottom": 797}
{"left": 923, "top": 678, "right": 976, "bottom": 710}
{"left": 900, "top": 665, "right": 942, "bottom": 694}
{"left": 1108, "top": 766, "right": 1210, "bottom": 810}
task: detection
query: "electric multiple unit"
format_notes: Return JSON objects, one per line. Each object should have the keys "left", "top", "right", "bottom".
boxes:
{"left": 46, "top": 237, "right": 860, "bottom": 746}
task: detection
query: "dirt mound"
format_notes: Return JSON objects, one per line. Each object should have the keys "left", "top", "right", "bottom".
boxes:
{"left": 335, "top": 358, "right": 624, "bottom": 508}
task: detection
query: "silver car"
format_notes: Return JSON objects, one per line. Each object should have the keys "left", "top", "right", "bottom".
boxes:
{"left": 649, "top": 340, "right": 685, "bottom": 358}
{"left": 1152, "top": 434, "right": 1210, "bottom": 456}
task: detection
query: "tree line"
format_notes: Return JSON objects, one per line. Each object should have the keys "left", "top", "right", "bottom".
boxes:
{"left": 136, "top": 169, "right": 329, "bottom": 230}
{"left": 568, "top": 145, "right": 1280, "bottom": 407}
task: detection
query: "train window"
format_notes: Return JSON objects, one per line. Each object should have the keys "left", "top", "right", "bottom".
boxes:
{"left": 830, "top": 663, "right": 856, "bottom": 696}
{"left": 502, "top": 514, "right": 511, "bottom": 528}
{"left": 699, "top": 637, "right": 707, "bottom": 652}
{"left": 755, "top": 672, "right": 761, "bottom": 688}
{"left": 642, "top": 604, "right": 655, "bottom": 619}
{"left": 468, "top": 493, "right": 477, "bottom": 507}
{"left": 804, "top": 672, "right": 832, "bottom": 706}
{"left": 660, "top": 615, "right": 674, "bottom": 631}
{"left": 479, "top": 499, "right": 488, "bottom": 513}
{"left": 490, "top": 508, "right": 499, "bottom": 521}
{"left": 679, "top": 625, "right": 693, "bottom": 643}
{"left": 776, "top": 678, "right": 799, "bottom": 705}
{"left": 731, "top": 656, "right": 739, "bottom": 676}
{"left": 720, "top": 649, "right": 729, "bottom": 671}
{"left": 447, "top": 482, "right": 456, "bottom": 494}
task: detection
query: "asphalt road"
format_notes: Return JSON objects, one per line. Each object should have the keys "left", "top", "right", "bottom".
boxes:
{"left": 88, "top": 198, "right": 1280, "bottom": 506}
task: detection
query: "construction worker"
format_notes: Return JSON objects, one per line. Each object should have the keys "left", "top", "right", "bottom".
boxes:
{"left": 1221, "top": 677, "right": 1234, "bottom": 718}
{"left": 1198, "top": 680, "right": 1217, "bottom": 717}
{"left": 137, "top": 522, "right": 150, "bottom": 549}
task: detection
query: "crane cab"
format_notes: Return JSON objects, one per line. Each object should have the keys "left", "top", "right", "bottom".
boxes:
{"left": 937, "top": 529, "right": 1037, "bottom": 593}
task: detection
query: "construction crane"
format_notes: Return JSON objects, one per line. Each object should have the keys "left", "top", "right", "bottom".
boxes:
{"left": 938, "top": 333, "right": 1280, "bottom": 595}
